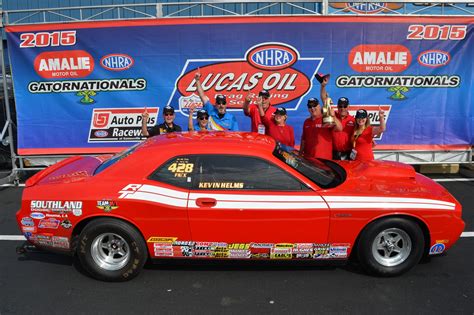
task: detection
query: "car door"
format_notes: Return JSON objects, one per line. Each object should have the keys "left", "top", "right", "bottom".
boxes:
{"left": 187, "top": 154, "right": 330, "bottom": 251}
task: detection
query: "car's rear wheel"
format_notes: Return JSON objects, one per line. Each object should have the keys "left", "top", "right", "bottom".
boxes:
{"left": 357, "top": 217, "right": 424, "bottom": 276}
{"left": 77, "top": 218, "right": 147, "bottom": 282}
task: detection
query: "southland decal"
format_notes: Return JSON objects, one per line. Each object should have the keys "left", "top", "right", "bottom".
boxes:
{"left": 168, "top": 42, "right": 323, "bottom": 116}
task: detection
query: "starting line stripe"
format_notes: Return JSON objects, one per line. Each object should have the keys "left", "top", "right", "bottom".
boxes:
{"left": 1, "top": 233, "right": 474, "bottom": 241}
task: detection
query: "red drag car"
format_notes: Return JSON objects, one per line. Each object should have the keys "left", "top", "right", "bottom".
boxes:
{"left": 16, "top": 132, "right": 464, "bottom": 281}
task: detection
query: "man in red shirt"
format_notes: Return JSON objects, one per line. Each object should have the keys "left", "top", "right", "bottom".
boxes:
{"left": 243, "top": 90, "right": 276, "bottom": 134}
{"left": 300, "top": 98, "right": 342, "bottom": 160}
{"left": 320, "top": 76, "right": 355, "bottom": 160}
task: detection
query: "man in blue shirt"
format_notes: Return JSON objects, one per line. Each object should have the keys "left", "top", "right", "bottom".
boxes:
{"left": 194, "top": 72, "right": 239, "bottom": 131}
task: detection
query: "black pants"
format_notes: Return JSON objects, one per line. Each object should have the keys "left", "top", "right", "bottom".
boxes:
{"left": 333, "top": 151, "right": 351, "bottom": 160}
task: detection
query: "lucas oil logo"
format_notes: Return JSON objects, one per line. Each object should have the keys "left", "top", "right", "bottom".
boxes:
{"left": 168, "top": 42, "right": 323, "bottom": 115}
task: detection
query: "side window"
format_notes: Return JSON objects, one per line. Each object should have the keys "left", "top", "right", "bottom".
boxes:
{"left": 149, "top": 156, "right": 196, "bottom": 189}
{"left": 193, "top": 155, "right": 308, "bottom": 191}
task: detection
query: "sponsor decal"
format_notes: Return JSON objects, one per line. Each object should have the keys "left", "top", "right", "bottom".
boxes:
{"left": 329, "top": 244, "right": 350, "bottom": 258}
{"left": 417, "top": 50, "right": 450, "bottom": 68}
{"left": 154, "top": 243, "right": 174, "bottom": 257}
{"left": 31, "top": 234, "right": 54, "bottom": 246}
{"left": 34, "top": 50, "right": 94, "bottom": 79}
{"left": 429, "top": 243, "right": 446, "bottom": 255}
{"left": 89, "top": 107, "right": 158, "bottom": 143}
{"left": 270, "top": 244, "right": 293, "bottom": 259}
{"left": 61, "top": 219, "right": 72, "bottom": 229}
{"left": 21, "top": 217, "right": 34, "bottom": 227}
{"left": 212, "top": 246, "right": 230, "bottom": 258}
{"left": 52, "top": 236, "right": 70, "bottom": 249}
{"left": 24, "top": 232, "right": 33, "bottom": 239}
{"left": 147, "top": 237, "right": 177, "bottom": 243}
{"left": 96, "top": 200, "right": 119, "bottom": 212}
{"left": 349, "top": 45, "right": 411, "bottom": 73}
{"left": 30, "top": 212, "right": 45, "bottom": 219}
{"left": 22, "top": 226, "right": 37, "bottom": 233}
{"left": 118, "top": 184, "right": 143, "bottom": 199}
{"left": 169, "top": 42, "right": 323, "bottom": 114}
{"left": 72, "top": 208, "right": 82, "bottom": 217}
{"left": 48, "top": 170, "right": 89, "bottom": 183}
{"left": 178, "top": 245, "right": 194, "bottom": 257}
{"left": 313, "top": 244, "right": 331, "bottom": 259}
{"left": 228, "top": 243, "right": 250, "bottom": 250}
{"left": 229, "top": 249, "right": 251, "bottom": 259}
{"left": 38, "top": 218, "right": 60, "bottom": 229}
{"left": 31, "top": 200, "right": 83, "bottom": 214}
{"left": 173, "top": 241, "right": 195, "bottom": 246}
{"left": 100, "top": 54, "right": 134, "bottom": 71}
{"left": 330, "top": 2, "right": 403, "bottom": 14}
{"left": 293, "top": 243, "right": 314, "bottom": 254}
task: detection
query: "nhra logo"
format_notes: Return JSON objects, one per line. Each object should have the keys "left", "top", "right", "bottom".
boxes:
{"left": 34, "top": 50, "right": 94, "bottom": 79}
{"left": 330, "top": 2, "right": 403, "bottom": 14}
{"left": 169, "top": 42, "right": 323, "bottom": 112}
{"left": 417, "top": 50, "right": 450, "bottom": 68}
{"left": 100, "top": 54, "right": 134, "bottom": 71}
{"left": 349, "top": 45, "right": 412, "bottom": 73}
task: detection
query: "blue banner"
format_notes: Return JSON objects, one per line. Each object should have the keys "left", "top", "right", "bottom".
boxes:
{"left": 6, "top": 16, "right": 473, "bottom": 154}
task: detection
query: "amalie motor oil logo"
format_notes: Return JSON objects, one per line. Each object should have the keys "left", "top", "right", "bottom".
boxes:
{"left": 170, "top": 42, "right": 322, "bottom": 114}
{"left": 348, "top": 45, "right": 412, "bottom": 73}
{"left": 33, "top": 50, "right": 94, "bottom": 79}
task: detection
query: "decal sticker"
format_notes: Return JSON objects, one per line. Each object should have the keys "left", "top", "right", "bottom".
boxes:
{"left": 147, "top": 237, "right": 177, "bottom": 243}
{"left": 38, "top": 218, "right": 60, "bottom": 229}
{"left": 167, "top": 158, "right": 194, "bottom": 178}
{"left": 61, "top": 219, "right": 72, "bottom": 229}
{"left": 96, "top": 200, "right": 119, "bottom": 212}
{"left": 30, "top": 212, "right": 46, "bottom": 220}
{"left": 52, "top": 236, "right": 70, "bottom": 249}
{"left": 30, "top": 200, "right": 82, "bottom": 214}
{"left": 429, "top": 243, "right": 446, "bottom": 255}
{"left": 21, "top": 217, "right": 34, "bottom": 227}
{"left": 198, "top": 182, "right": 244, "bottom": 189}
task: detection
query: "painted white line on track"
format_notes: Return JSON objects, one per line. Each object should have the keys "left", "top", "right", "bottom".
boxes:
{"left": 433, "top": 178, "right": 474, "bottom": 182}
{"left": 0, "top": 184, "right": 25, "bottom": 187}
{"left": 0, "top": 233, "right": 473, "bottom": 241}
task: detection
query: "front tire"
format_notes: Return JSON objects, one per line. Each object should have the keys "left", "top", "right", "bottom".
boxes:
{"left": 357, "top": 217, "right": 424, "bottom": 276}
{"left": 77, "top": 218, "right": 147, "bottom": 282}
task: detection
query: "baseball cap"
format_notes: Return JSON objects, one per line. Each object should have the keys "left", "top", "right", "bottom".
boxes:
{"left": 162, "top": 106, "right": 175, "bottom": 115}
{"left": 259, "top": 90, "right": 270, "bottom": 98}
{"left": 196, "top": 109, "right": 209, "bottom": 119}
{"left": 275, "top": 107, "right": 287, "bottom": 115}
{"left": 338, "top": 97, "right": 349, "bottom": 107}
{"left": 215, "top": 94, "right": 227, "bottom": 105}
{"left": 355, "top": 109, "right": 368, "bottom": 119}
{"left": 307, "top": 98, "right": 319, "bottom": 107}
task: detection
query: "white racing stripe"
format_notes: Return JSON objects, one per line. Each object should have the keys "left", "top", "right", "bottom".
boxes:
{"left": 433, "top": 178, "right": 474, "bottom": 182}
{"left": 324, "top": 196, "right": 455, "bottom": 207}
{"left": 189, "top": 193, "right": 324, "bottom": 202}
{"left": 327, "top": 203, "right": 455, "bottom": 210}
{"left": 123, "top": 191, "right": 188, "bottom": 208}
{"left": 189, "top": 200, "right": 328, "bottom": 210}
{"left": 1, "top": 233, "right": 473, "bottom": 241}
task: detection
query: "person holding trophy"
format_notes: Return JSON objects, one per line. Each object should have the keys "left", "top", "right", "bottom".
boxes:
{"left": 319, "top": 74, "right": 355, "bottom": 160}
{"left": 299, "top": 94, "right": 342, "bottom": 160}
{"left": 351, "top": 108, "right": 386, "bottom": 161}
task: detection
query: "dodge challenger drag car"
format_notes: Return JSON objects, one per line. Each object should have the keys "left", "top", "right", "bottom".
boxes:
{"left": 16, "top": 132, "right": 464, "bottom": 281}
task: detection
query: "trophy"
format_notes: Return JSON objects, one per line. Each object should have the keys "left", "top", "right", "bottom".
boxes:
{"left": 315, "top": 73, "right": 335, "bottom": 126}
{"left": 322, "top": 94, "right": 335, "bottom": 126}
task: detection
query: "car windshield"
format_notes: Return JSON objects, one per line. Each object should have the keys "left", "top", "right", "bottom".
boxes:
{"left": 94, "top": 142, "right": 142, "bottom": 175}
{"left": 272, "top": 144, "right": 345, "bottom": 189}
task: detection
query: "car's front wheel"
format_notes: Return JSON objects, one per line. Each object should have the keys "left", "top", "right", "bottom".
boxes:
{"left": 357, "top": 217, "right": 424, "bottom": 276}
{"left": 77, "top": 218, "right": 147, "bottom": 282}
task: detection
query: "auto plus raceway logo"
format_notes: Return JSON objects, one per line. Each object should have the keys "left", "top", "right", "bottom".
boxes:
{"left": 167, "top": 42, "right": 324, "bottom": 115}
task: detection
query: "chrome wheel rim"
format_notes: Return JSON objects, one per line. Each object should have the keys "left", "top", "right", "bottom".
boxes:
{"left": 91, "top": 233, "right": 130, "bottom": 271}
{"left": 372, "top": 228, "right": 412, "bottom": 267}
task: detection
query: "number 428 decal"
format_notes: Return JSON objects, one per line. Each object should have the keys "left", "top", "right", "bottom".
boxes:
{"left": 407, "top": 25, "right": 467, "bottom": 40}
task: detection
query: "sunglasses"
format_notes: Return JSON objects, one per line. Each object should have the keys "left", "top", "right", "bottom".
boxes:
{"left": 198, "top": 116, "right": 209, "bottom": 120}
{"left": 338, "top": 104, "right": 349, "bottom": 108}
{"left": 307, "top": 104, "right": 319, "bottom": 108}
{"left": 164, "top": 113, "right": 174, "bottom": 117}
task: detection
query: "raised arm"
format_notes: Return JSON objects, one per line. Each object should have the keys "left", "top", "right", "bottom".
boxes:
{"left": 372, "top": 108, "right": 386, "bottom": 136}
{"left": 188, "top": 105, "right": 196, "bottom": 131}
{"left": 141, "top": 108, "right": 150, "bottom": 137}
{"left": 320, "top": 75, "right": 329, "bottom": 105}
{"left": 194, "top": 72, "right": 210, "bottom": 105}
{"left": 243, "top": 92, "right": 252, "bottom": 116}
{"left": 330, "top": 107, "right": 343, "bottom": 132}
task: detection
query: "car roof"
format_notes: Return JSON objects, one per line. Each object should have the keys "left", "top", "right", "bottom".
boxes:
{"left": 136, "top": 131, "right": 276, "bottom": 155}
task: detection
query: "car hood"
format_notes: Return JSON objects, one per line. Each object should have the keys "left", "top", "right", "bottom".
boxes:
{"left": 26, "top": 155, "right": 112, "bottom": 186}
{"left": 339, "top": 160, "right": 416, "bottom": 180}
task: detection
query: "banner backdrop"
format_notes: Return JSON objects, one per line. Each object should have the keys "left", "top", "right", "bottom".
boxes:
{"left": 6, "top": 16, "right": 474, "bottom": 155}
